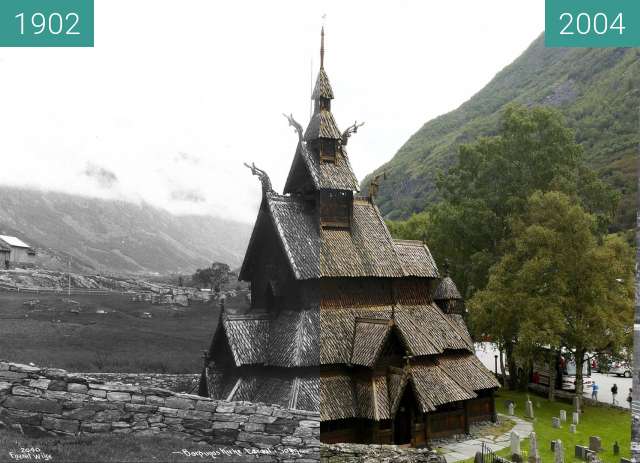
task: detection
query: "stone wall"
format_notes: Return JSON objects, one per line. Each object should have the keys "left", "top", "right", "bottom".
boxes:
{"left": 75, "top": 372, "right": 200, "bottom": 393}
{"left": 0, "top": 362, "right": 319, "bottom": 462}
{"left": 320, "top": 443, "right": 446, "bottom": 462}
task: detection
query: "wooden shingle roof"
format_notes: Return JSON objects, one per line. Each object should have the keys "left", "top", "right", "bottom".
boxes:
{"left": 393, "top": 240, "right": 439, "bottom": 278}
{"left": 321, "top": 374, "right": 356, "bottom": 421}
{"left": 434, "top": 276, "right": 463, "bottom": 300}
{"left": 320, "top": 304, "right": 474, "bottom": 366}
{"left": 438, "top": 353, "right": 501, "bottom": 392}
{"left": 312, "top": 68, "right": 334, "bottom": 100}
{"left": 283, "top": 142, "right": 360, "bottom": 194}
{"left": 320, "top": 307, "right": 393, "bottom": 365}
{"left": 304, "top": 110, "right": 341, "bottom": 141}
{"left": 242, "top": 195, "right": 441, "bottom": 281}
{"left": 221, "top": 310, "right": 319, "bottom": 367}
{"left": 239, "top": 194, "right": 319, "bottom": 281}
{"left": 321, "top": 199, "right": 406, "bottom": 278}
{"left": 409, "top": 363, "right": 477, "bottom": 412}
{"left": 221, "top": 374, "right": 319, "bottom": 412}
{"left": 319, "top": 352, "right": 499, "bottom": 421}
{"left": 351, "top": 318, "right": 392, "bottom": 367}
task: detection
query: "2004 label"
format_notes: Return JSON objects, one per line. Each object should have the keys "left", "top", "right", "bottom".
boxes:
{"left": 559, "top": 12, "right": 625, "bottom": 36}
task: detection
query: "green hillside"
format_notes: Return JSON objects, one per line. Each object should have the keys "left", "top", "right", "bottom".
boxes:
{"left": 363, "top": 34, "right": 638, "bottom": 230}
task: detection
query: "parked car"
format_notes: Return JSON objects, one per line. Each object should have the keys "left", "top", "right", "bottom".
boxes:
{"left": 609, "top": 361, "right": 632, "bottom": 378}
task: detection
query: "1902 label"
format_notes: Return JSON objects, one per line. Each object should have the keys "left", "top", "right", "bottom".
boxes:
{"left": 0, "top": 0, "right": 93, "bottom": 47}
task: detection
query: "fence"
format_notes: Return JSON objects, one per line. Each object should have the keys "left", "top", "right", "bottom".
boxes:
{"left": 480, "top": 442, "right": 512, "bottom": 463}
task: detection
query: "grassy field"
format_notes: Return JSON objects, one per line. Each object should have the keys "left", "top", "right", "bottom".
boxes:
{"left": 463, "top": 390, "right": 631, "bottom": 463}
{"left": 0, "top": 428, "right": 228, "bottom": 463}
{"left": 0, "top": 291, "right": 237, "bottom": 373}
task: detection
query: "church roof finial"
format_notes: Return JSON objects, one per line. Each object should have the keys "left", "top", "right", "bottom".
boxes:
{"left": 320, "top": 25, "right": 325, "bottom": 69}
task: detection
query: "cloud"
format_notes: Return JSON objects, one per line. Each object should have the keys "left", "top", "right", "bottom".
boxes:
{"left": 170, "top": 188, "right": 206, "bottom": 203}
{"left": 83, "top": 164, "right": 119, "bottom": 189}
{"left": 174, "top": 152, "right": 200, "bottom": 164}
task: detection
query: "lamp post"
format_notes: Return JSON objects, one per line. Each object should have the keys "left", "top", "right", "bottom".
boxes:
{"left": 494, "top": 354, "right": 499, "bottom": 376}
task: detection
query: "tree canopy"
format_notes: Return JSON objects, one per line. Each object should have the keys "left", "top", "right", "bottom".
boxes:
{"left": 386, "top": 105, "right": 630, "bottom": 393}
{"left": 388, "top": 104, "right": 619, "bottom": 298}
{"left": 192, "top": 262, "right": 231, "bottom": 292}
{"left": 470, "top": 192, "right": 633, "bottom": 393}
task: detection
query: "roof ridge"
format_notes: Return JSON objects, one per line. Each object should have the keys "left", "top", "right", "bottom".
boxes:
{"left": 393, "top": 239, "right": 424, "bottom": 246}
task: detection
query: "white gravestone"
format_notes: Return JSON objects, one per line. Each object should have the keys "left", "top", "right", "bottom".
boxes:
{"left": 511, "top": 431, "right": 521, "bottom": 457}
{"left": 528, "top": 431, "right": 541, "bottom": 463}
{"left": 554, "top": 439, "right": 564, "bottom": 463}
{"left": 525, "top": 400, "right": 534, "bottom": 419}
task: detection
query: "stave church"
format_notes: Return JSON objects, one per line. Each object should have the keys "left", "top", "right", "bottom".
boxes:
{"left": 199, "top": 28, "right": 499, "bottom": 446}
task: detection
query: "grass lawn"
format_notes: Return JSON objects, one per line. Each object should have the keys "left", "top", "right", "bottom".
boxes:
{"left": 463, "top": 390, "right": 630, "bottom": 463}
{"left": 0, "top": 292, "right": 239, "bottom": 373}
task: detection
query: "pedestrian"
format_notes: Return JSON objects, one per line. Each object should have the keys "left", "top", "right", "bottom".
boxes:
{"left": 627, "top": 388, "right": 632, "bottom": 409}
{"left": 591, "top": 381, "right": 599, "bottom": 401}
{"left": 611, "top": 383, "right": 618, "bottom": 405}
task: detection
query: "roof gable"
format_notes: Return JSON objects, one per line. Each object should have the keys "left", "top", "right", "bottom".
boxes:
{"left": 239, "top": 195, "right": 319, "bottom": 281}
{"left": 0, "top": 235, "right": 30, "bottom": 248}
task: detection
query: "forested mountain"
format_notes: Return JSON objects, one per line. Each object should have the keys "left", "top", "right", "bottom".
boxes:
{"left": 0, "top": 187, "right": 251, "bottom": 274}
{"left": 363, "top": 34, "right": 638, "bottom": 230}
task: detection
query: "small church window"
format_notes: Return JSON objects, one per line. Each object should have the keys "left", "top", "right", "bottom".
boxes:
{"left": 320, "top": 139, "right": 337, "bottom": 164}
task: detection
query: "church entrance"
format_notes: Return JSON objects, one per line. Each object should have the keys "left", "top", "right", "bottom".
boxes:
{"left": 393, "top": 386, "right": 415, "bottom": 445}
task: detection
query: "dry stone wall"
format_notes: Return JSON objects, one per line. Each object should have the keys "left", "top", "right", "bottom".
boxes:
{"left": 320, "top": 443, "right": 446, "bottom": 462}
{"left": 0, "top": 362, "right": 319, "bottom": 462}
{"left": 75, "top": 372, "right": 200, "bottom": 393}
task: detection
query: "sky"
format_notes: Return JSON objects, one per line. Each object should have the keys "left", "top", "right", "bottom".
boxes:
{"left": 0, "top": 1, "right": 544, "bottom": 223}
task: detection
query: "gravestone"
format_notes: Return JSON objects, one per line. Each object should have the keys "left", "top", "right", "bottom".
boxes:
{"left": 525, "top": 400, "right": 534, "bottom": 419}
{"left": 559, "top": 409, "right": 567, "bottom": 421}
{"left": 551, "top": 440, "right": 558, "bottom": 452}
{"left": 554, "top": 439, "right": 564, "bottom": 463}
{"left": 552, "top": 417, "right": 561, "bottom": 428}
{"left": 573, "top": 411, "right": 580, "bottom": 425}
{"left": 528, "top": 432, "right": 540, "bottom": 463}
{"left": 508, "top": 402, "right": 515, "bottom": 416}
{"left": 613, "top": 441, "right": 620, "bottom": 455}
{"left": 569, "top": 424, "right": 576, "bottom": 433}
{"left": 511, "top": 431, "right": 521, "bottom": 459}
{"left": 589, "top": 436, "right": 602, "bottom": 452}
{"left": 474, "top": 451, "right": 483, "bottom": 463}
{"left": 575, "top": 445, "right": 588, "bottom": 459}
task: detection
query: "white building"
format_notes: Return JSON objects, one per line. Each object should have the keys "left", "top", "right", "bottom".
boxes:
{"left": 0, "top": 235, "right": 36, "bottom": 268}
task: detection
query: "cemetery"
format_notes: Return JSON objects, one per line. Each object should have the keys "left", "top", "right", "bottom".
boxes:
{"left": 468, "top": 390, "right": 630, "bottom": 463}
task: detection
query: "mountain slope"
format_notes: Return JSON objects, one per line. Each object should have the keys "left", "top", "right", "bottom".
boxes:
{"left": 0, "top": 187, "right": 251, "bottom": 274}
{"left": 363, "top": 34, "right": 639, "bottom": 229}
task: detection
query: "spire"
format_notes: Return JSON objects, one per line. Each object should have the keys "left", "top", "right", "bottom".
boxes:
{"left": 311, "top": 25, "right": 334, "bottom": 102}
{"left": 320, "top": 26, "right": 325, "bottom": 69}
